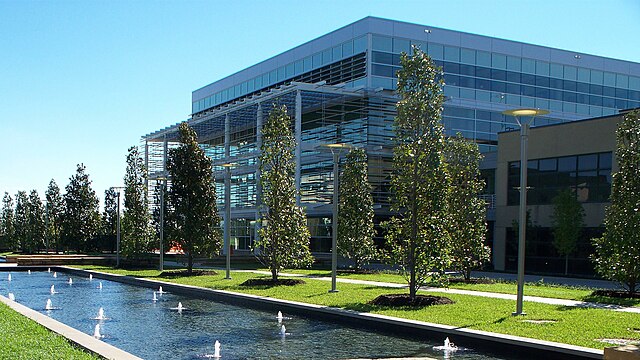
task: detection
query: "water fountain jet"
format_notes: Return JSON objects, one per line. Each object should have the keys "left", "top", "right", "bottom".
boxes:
{"left": 277, "top": 311, "right": 283, "bottom": 323}
{"left": 68, "top": 278, "right": 73, "bottom": 285}
{"left": 89, "top": 274, "right": 93, "bottom": 281}
{"left": 7, "top": 273, "right": 11, "bottom": 282}
{"left": 8, "top": 293, "right": 15, "bottom": 301}
{"left": 95, "top": 307, "right": 106, "bottom": 320}
{"left": 50, "top": 285, "right": 57, "bottom": 294}
{"left": 98, "top": 282, "right": 103, "bottom": 290}
{"left": 93, "top": 324, "right": 102, "bottom": 339}
{"left": 152, "top": 291, "right": 158, "bottom": 302}
{"left": 53, "top": 272, "right": 57, "bottom": 278}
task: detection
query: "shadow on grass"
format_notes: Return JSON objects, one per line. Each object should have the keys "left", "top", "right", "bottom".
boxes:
{"left": 580, "top": 295, "right": 640, "bottom": 307}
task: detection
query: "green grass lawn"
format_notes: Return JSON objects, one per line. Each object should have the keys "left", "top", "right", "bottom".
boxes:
{"left": 0, "top": 302, "right": 100, "bottom": 360}
{"left": 73, "top": 265, "right": 640, "bottom": 350}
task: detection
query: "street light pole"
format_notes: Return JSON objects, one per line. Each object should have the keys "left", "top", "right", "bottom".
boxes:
{"left": 318, "top": 143, "right": 353, "bottom": 293}
{"left": 110, "top": 187, "right": 125, "bottom": 268}
{"left": 502, "top": 108, "right": 549, "bottom": 316}
{"left": 222, "top": 163, "right": 235, "bottom": 280}
{"left": 159, "top": 179, "right": 165, "bottom": 272}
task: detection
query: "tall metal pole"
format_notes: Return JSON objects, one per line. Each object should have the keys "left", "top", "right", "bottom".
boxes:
{"left": 159, "top": 180, "right": 164, "bottom": 272}
{"left": 116, "top": 191, "right": 121, "bottom": 268}
{"left": 514, "top": 121, "right": 529, "bottom": 315}
{"left": 224, "top": 165, "right": 232, "bottom": 280}
{"left": 330, "top": 151, "right": 339, "bottom": 293}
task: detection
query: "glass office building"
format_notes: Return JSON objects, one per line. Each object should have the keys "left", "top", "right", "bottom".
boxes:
{"left": 143, "top": 17, "right": 640, "bottom": 256}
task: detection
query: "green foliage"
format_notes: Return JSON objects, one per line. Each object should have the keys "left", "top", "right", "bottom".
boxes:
{"left": 166, "top": 122, "right": 222, "bottom": 273}
{"left": 551, "top": 189, "right": 585, "bottom": 275}
{"left": 592, "top": 110, "right": 640, "bottom": 293}
{"left": 26, "top": 190, "right": 46, "bottom": 253}
{"left": 101, "top": 188, "right": 118, "bottom": 252}
{"left": 13, "top": 191, "right": 29, "bottom": 252}
{"left": 45, "top": 179, "right": 64, "bottom": 252}
{"left": 256, "top": 105, "right": 313, "bottom": 280}
{"left": 0, "top": 193, "right": 15, "bottom": 250}
{"left": 61, "top": 164, "right": 101, "bottom": 253}
{"left": 446, "top": 134, "right": 489, "bottom": 280}
{"left": 337, "top": 148, "right": 377, "bottom": 269}
{"left": 386, "top": 45, "right": 450, "bottom": 298}
{"left": 121, "top": 146, "right": 155, "bottom": 261}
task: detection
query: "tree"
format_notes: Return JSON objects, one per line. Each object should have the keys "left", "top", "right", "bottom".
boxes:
{"left": 1, "top": 193, "right": 15, "bottom": 251}
{"left": 45, "top": 180, "right": 64, "bottom": 253}
{"left": 446, "top": 134, "right": 490, "bottom": 281}
{"left": 101, "top": 188, "right": 118, "bottom": 253}
{"left": 385, "top": 46, "right": 450, "bottom": 300}
{"left": 337, "top": 148, "right": 377, "bottom": 270}
{"left": 166, "top": 122, "right": 222, "bottom": 274}
{"left": 26, "top": 190, "right": 46, "bottom": 253}
{"left": 256, "top": 105, "right": 313, "bottom": 281}
{"left": 592, "top": 110, "right": 640, "bottom": 293}
{"left": 121, "top": 146, "right": 155, "bottom": 261}
{"left": 61, "top": 164, "right": 101, "bottom": 253}
{"left": 551, "top": 189, "right": 585, "bottom": 275}
{"left": 13, "top": 191, "right": 29, "bottom": 253}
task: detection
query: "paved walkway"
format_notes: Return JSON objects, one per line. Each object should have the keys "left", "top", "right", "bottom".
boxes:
{"left": 237, "top": 269, "right": 640, "bottom": 314}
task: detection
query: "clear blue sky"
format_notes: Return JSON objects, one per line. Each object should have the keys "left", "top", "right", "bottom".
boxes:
{"left": 1, "top": 0, "right": 639, "bottom": 204}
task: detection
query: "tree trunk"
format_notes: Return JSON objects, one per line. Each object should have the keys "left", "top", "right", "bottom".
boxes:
{"left": 271, "top": 267, "right": 277, "bottom": 281}
{"left": 409, "top": 153, "right": 419, "bottom": 300}
{"left": 564, "top": 254, "right": 569, "bottom": 276}
{"left": 187, "top": 252, "right": 193, "bottom": 274}
{"left": 465, "top": 269, "right": 471, "bottom": 282}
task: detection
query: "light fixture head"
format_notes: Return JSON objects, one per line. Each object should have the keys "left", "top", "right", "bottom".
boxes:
{"left": 502, "top": 108, "right": 550, "bottom": 117}
{"left": 221, "top": 163, "right": 236, "bottom": 168}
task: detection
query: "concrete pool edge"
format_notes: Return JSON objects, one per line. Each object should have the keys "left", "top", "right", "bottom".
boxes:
{"left": 0, "top": 294, "right": 142, "bottom": 360}
{"left": 57, "top": 266, "right": 603, "bottom": 360}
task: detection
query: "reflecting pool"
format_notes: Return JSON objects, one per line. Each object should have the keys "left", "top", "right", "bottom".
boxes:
{"left": 1, "top": 271, "right": 513, "bottom": 359}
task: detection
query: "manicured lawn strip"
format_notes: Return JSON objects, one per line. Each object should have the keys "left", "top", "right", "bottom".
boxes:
{"left": 74, "top": 266, "right": 639, "bottom": 349}
{"left": 0, "top": 302, "right": 100, "bottom": 360}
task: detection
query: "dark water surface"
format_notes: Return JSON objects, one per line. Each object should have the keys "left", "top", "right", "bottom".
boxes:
{"left": 1, "top": 271, "right": 512, "bottom": 360}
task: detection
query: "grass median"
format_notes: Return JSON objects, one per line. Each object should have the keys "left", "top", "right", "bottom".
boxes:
{"left": 0, "top": 302, "right": 100, "bottom": 360}
{"left": 74, "top": 265, "right": 640, "bottom": 350}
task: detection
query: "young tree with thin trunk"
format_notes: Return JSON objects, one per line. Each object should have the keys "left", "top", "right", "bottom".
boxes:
{"left": 166, "top": 122, "right": 222, "bottom": 274}
{"left": 0, "top": 193, "right": 15, "bottom": 251}
{"left": 101, "top": 188, "right": 118, "bottom": 253}
{"left": 121, "top": 146, "right": 155, "bottom": 262}
{"left": 45, "top": 180, "right": 64, "bottom": 253}
{"left": 26, "top": 190, "right": 46, "bottom": 253}
{"left": 61, "top": 164, "right": 100, "bottom": 253}
{"left": 592, "top": 110, "right": 640, "bottom": 294}
{"left": 13, "top": 191, "right": 29, "bottom": 253}
{"left": 337, "top": 148, "right": 377, "bottom": 270}
{"left": 446, "top": 134, "right": 490, "bottom": 281}
{"left": 551, "top": 189, "right": 584, "bottom": 275}
{"left": 385, "top": 46, "right": 451, "bottom": 300}
{"left": 256, "top": 105, "right": 313, "bottom": 281}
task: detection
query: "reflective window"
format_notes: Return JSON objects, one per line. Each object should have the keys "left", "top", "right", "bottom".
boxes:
{"left": 372, "top": 35, "right": 392, "bottom": 52}
{"left": 342, "top": 41, "right": 353, "bottom": 57}
{"left": 461, "top": 48, "right": 475, "bottom": 64}
{"left": 393, "top": 38, "right": 411, "bottom": 53}
{"left": 444, "top": 46, "right": 460, "bottom": 62}
{"left": 476, "top": 51, "right": 491, "bottom": 66}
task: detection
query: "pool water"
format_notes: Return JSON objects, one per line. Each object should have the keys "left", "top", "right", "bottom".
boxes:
{"left": 2, "top": 271, "right": 510, "bottom": 360}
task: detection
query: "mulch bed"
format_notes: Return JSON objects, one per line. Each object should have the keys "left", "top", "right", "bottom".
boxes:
{"left": 239, "top": 278, "right": 306, "bottom": 287}
{"left": 336, "top": 269, "right": 380, "bottom": 275}
{"left": 159, "top": 269, "right": 218, "bottom": 278}
{"left": 370, "top": 294, "right": 454, "bottom": 307}
{"left": 591, "top": 290, "right": 640, "bottom": 299}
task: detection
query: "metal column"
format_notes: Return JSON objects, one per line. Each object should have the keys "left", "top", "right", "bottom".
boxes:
{"left": 255, "top": 103, "right": 263, "bottom": 252}
{"left": 223, "top": 114, "right": 231, "bottom": 257}
{"left": 295, "top": 90, "right": 302, "bottom": 205}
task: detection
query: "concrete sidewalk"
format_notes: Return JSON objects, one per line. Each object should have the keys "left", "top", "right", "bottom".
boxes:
{"left": 237, "top": 269, "right": 640, "bottom": 314}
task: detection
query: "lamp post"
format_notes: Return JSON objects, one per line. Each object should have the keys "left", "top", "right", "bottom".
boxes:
{"left": 318, "top": 143, "right": 353, "bottom": 293}
{"left": 110, "top": 187, "right": 125, "bottom": 268}
{"left": 502, "top": 108, "right": 549, "bottom": 316}
{"left": 149, "top": 175, "right": 168, "bottom": 272}
{"left": 222, "top": 163, "right": 236, "bottom": 280}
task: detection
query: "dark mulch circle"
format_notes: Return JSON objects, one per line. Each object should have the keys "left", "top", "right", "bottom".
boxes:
{"left": 239, "top": 278, "right": 305, "bottom": 287}
{"left": 370, "top": 294, "right": 454, "bottom": 307}
{"left": 448, "top": 277, "right": 495, "bottom": 285}
{"left": 336, "top": 269, "right": 380, "bottom": 275}
{"left": 159, "top": 269, "right": 218, "bottom": 278}
{"left": 591, "top": 290, "right": 640, "bottom": 299}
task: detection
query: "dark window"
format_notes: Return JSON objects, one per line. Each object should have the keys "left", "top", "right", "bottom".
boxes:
{"left": 576, "top": 93, "right": 589, "bottom": 105}
{"left": 476, "top": 110, "right": 491, "bottom": 120}
{"left": 616, "top": 99, "right": 628, "bottom": 109}
{"left": 521, "top": 74, "right": 536, "bottom": 85}
{"left": 506, "top": 71, "right": 520, "bottom": 83}
{"left": 630, "top": 90, "right": 640, "bottom": 101}
{"left": 599, "top": 153, "right": 612, "bottom": 169}
{"left": 576, "top": 82, "right": 590, "bottom": 93}
{"left": 550, "top": 78, "right": 564, "bottom": 89}
{"left": 476, "top": 79, "right": 491, "bottom": 90}
{"left": 522, "top": 85, "right": 536, "bottom": 97}
{"left": 491, "top": 81, "right": 506, "bottom": 92}
{"left": 563, "top": 92, "right": 577, "bottom": 103}
{"left": 491, "top": 69, "right": 506, "bottom": 81}
{"left": 603, "top": 86, "right": 615, "bottom": 97}
{"left": 506, "top": 83, "right": 521, "bottom": 95}
{"left": 459, "top": 76, "right": 475, "bottom": 88}
{"left": 535, "top": 76, "right": 550, "bottom": 87}
{"left": 603, "top": 97, "right": 616, "bottom": 108}
{"left": 558, "top": 156, "right": 577, "bottom": 172}
{"left": 443, "top": 61, "right": 460, "bottom": 74}
{"left": 535, "top": 87, "right": 550, "bottom": 99}
{"left": 372, "top": 51, "right": 394, "bottom": 65}
{"left": 578, "top": 154, "right": 598, "bottom": 170}
{"left": 563, "top": 80, "right": 577, "bottom": 91}
{"left": 476, "top": 67, "right": 491, "bottom": 79}
{"left": 539, "top": 158, "right": 557, "bottom": 171}
{"left": 459, "top": 64, "right": 475, "bottom": 76}
{"left": 615, "top": 88, "right": 628, "bottom": 99}
{"left": 590, "top": 84, "right": 603, "bottom": 95}
{"left": 589, "top": 95, "right": 603, "bottom": 106}
{"left": 372, "top": 64, "right": 397, "bottom": 78}
{"left": 444, "top": 74, "right": 459, "bottom": 86}
{"left": 550, "top": 89, "right": 563, "bottom": 100}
